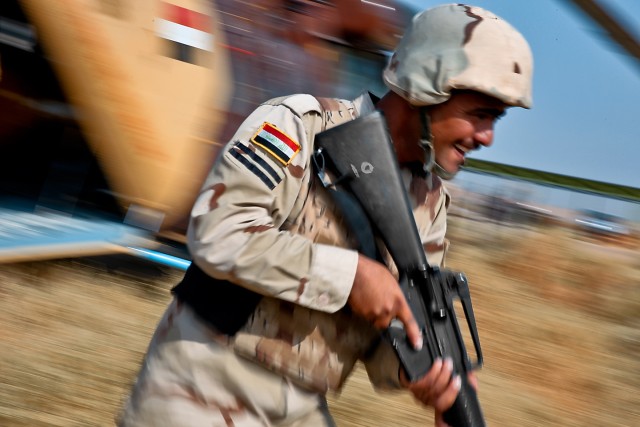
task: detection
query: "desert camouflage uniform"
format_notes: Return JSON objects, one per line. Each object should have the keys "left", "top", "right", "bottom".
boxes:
{"left": 118, "top": 3, "right": 537, "bottom": 425}
{"left": 118, "top": 92, "right": 449, "bottom": 427}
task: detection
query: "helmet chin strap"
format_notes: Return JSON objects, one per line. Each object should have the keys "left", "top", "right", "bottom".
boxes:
{"left": 418, "top": 107, "right": 456, "bottom": 180}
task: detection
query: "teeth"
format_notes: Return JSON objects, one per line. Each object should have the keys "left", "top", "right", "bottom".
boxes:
{"left": 455, "top": 144, "right": 469, "bottom": 154}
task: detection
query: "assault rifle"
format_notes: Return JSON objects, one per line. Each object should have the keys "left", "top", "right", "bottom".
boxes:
{"left": 314, "top": 111, "right": 485, "bottom": 427}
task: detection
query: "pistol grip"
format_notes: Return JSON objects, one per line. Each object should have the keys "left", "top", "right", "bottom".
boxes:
{"left": 386, "top": 322, "right": 434, "bottom": 382}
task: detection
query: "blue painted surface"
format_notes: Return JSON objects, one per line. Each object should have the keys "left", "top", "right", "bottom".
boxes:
{"left": 0, "top": 207, "right": 193, "bottom": 271}
{"left": 126, "top": 247, "right": 191, "bottom": 271}
{"left": 0, "top": 208, "right": 143, "bottom": 260}
{"left": 0, "top": 211, "right": 130, "bottom": 246}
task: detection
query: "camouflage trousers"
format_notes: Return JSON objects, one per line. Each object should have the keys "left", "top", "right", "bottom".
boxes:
{"left": 117, "top": 298, "right": 336, "bottom": 427}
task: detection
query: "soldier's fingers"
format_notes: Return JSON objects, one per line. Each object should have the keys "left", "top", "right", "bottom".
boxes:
{"left": 396, "top": 300, "right": 422, "bottom": 350}
{"left": 430, "top": 357, "right": 454, "bottom": 396}
{"left": 432, "top": 375, "right": 462, "bottom": 413}
{"left": 411, "top": 357, "right": 452, "bottom": 406}
{"left": 373, "top": 315, "right": 394, "bottom": 331}
{"left": 404, "top": 358, "right": 457, "bottom": 408}
{"left": 425, "top": 357, "right": 444, "bottom": 384}
{"left": 400, "top": 358, "right": 443, "bottom": 388}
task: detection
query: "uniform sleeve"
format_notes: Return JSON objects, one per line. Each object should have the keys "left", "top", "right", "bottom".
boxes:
{"left": 187, "top": 100, "right": 358, "bottom": 313}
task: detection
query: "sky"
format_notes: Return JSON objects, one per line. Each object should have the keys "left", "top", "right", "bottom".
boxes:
{"left": 400, "top": 0, "right": 640, "bottom": 191}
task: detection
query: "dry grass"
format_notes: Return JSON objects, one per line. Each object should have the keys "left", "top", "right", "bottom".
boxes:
{"left": 1, "top": 217, "right": 639, "bottom": 426}
{"left": 0, "top": 259, "right": 175, "bottom": 427}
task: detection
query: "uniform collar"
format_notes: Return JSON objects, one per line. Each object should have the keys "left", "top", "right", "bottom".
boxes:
{"left": 352, "top": 91, "right": 379, "bottom": 116}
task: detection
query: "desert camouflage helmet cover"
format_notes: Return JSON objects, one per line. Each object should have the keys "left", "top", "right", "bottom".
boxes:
{"left": 383, "top": 4, "right": 533, "bottom": 108}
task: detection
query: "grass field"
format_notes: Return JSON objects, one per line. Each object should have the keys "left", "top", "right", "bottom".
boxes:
{"left": 1, "top": 216, "right": 638, "bottom": 426}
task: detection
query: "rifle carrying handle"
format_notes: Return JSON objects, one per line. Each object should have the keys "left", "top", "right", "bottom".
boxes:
{"left": 443, "top": 375, "right": 486, "bottom": 427}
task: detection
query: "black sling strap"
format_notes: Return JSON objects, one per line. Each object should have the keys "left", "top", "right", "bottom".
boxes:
{"left": 311, "top": 148, "right": 379, "bottom": 260}
{"left": 171, "top": 263, "right": 262, "bottom": 335}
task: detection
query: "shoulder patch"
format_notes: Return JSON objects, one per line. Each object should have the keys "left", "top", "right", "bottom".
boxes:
{"left": 251, "top": 122, "right": 300, "bottom": 166}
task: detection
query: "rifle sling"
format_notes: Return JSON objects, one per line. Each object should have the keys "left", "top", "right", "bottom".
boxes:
{"left": 172, "top": 263, "right": 262, "bottom": 335}
{"left": 322, "top": 186, "right": 379, "bottom": 260}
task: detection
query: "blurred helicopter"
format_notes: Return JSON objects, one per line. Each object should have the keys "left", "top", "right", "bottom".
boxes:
{"left": 0, "top": 0, "right": 414, "bottom": 264}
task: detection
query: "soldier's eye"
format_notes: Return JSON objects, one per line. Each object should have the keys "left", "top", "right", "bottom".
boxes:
{"left": 472, "top": 109, "right": 505, "bottom": 122}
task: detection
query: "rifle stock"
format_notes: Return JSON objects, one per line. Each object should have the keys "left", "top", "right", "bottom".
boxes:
{"left": 314, "top": 111, "right": 485, "bottom": 427}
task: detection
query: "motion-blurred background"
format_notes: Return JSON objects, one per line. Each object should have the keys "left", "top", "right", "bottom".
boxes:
{"left": 0, "top": 1, "right": 638, "bottom": 426}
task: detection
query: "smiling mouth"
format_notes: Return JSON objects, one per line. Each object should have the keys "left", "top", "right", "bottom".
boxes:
{"left": 454, "top": 144, "right": 476, "bottom": 166}
{"left": 455, "top": 143, "right": 470, "bottom": 157}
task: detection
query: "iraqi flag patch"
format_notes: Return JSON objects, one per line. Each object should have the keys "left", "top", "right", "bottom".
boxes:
{"left": 251, "top": 122, "right": 300, "bottom": 166}
{"left": 156, "top": 2, "right": 214, "bottom": 64}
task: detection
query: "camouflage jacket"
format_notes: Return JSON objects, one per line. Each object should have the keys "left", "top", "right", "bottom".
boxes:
{"left": 187, "top": 93, "right": 450, "bottom": 393}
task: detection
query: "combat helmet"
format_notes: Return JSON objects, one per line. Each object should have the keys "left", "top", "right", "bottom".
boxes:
{"left": 383, "top": 3, "right": 533, "bottom": 108}
{"left": 383, "top": 4, "right": 533, "bottom": 178}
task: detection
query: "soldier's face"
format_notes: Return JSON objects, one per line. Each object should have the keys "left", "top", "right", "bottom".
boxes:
{"left": 428, "top": 91, "right": 507, "bottom": 174}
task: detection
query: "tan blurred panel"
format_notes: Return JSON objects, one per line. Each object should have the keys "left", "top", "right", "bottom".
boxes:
{"left": 18, "top": 0, "right": 233, "bottom": 228}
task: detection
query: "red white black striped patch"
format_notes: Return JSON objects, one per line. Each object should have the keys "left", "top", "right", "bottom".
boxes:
{"left": 251, "top": 122, "right": 300, "bottom": 166}
{"left": 156, "top": 2, "right": 213, "bottom": 64}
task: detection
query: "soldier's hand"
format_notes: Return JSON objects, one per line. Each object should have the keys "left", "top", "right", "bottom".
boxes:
{"left": 348, "top": 254, "right": 422, "bottom": 350}
{"left": 400, "top": 361, "right": 478, "bottom": 427}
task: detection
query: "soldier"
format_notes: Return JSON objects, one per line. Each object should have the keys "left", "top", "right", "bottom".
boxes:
{"left": 118, "top": 4, "right": 533, "bottom": 427}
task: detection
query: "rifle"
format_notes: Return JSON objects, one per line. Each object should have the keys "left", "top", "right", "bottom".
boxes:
{"left": 314, "top": 111, "right": 485, "bottom": 427}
